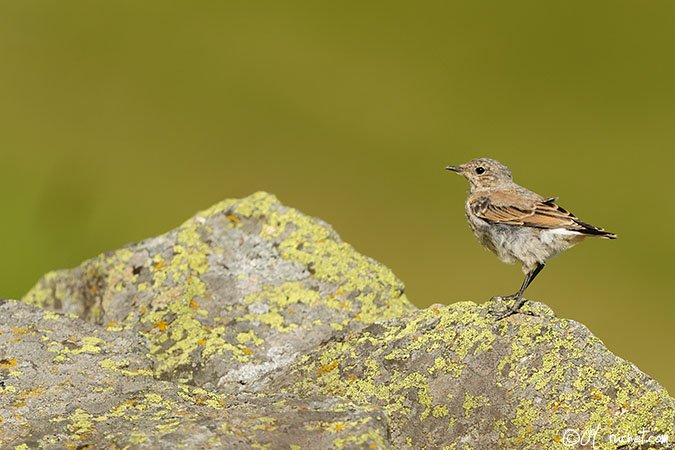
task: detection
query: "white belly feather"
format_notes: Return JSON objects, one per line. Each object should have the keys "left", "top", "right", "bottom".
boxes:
{"left": 466, "top": 212, "right": 585, "bottom": 272}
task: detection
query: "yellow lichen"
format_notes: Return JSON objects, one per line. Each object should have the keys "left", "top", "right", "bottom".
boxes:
{"left": 463, "top": 393, "right": 489, "bottom": 418}
{"left": 71, "top": 336, "right": 105, "bottom": 355}
{"left": 66, "top": 408, "right": 94, "bottom": 435}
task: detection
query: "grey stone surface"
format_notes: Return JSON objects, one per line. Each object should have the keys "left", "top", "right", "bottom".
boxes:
{"left": 23, "top": 192, "right": 414, "bottom": 393}
{"left": 0, "top": 300, "right": 388, "bottom": 449}
{"left": 269, "top": 301, "right": 674, "bottom": 449}
{"left": 1, "top": 192, "right": 671, "bottom": 449}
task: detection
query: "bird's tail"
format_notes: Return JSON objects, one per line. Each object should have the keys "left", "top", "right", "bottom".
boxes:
{"left": 585, "top": 229, "right": 617, "bottom": 239}
{"left": 575, "top": 220, "right": 617, "bottom": 239}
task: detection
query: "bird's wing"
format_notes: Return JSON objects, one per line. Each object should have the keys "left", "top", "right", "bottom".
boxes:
{"left": 469, "top": 191, "right": 608, "bottom": 234}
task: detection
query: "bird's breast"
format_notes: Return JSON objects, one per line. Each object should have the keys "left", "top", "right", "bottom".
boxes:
{"left": 464, "top": 205, "right": 499, "bottom": 252}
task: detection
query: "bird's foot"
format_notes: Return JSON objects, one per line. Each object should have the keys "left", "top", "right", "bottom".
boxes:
{"left": 488, "top": 297, "right": 534, "bottom": 320}
{"left": 490, "top": 293, "right": 519, "bottom": 302}
{"left": 491, "top": 306, "right": 536, "bottom": 321}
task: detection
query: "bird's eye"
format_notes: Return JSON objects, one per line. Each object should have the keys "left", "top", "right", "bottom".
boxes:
{"left": 475, "top": 167, "right": 485, "bottom": 175}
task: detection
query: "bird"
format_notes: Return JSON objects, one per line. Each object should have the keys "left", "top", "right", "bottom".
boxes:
{"left": 445, "top": 158, "right": 616, "bottom": 319}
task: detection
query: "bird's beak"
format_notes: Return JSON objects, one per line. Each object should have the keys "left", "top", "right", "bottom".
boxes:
{"left": 445, "top": 165, "right": 461, "bottom": 173}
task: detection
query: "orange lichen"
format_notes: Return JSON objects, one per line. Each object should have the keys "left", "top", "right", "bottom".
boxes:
{"left": 317, "top": 361, "right": 339, "bottom": 376}
{"left": 0, "top": 357, "right": 17, "bottom": 369}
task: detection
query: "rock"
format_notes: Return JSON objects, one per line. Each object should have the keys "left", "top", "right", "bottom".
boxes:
{"left": 0, "top": 300, "right": 388, "bottom": 449}
{"left": 23, "top": 192, "right": 414, "bottom": 392}
{"left": 268, "top": 301, "right": 675, "bottom": 449}
{"left": 4, "top": 191, "right": 672, "bottom": 449}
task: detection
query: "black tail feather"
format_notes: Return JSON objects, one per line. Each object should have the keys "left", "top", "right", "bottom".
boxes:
{"left": 575, "top": 220, "right": 617, "bottom": 239}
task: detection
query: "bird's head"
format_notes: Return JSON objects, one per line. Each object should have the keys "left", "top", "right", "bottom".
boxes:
{"left": 446, "top": 158, "right": 513, "bottom": 191}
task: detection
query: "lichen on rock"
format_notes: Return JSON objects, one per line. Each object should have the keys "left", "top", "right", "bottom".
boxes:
{"left": 0, "top": 300, "right": 387, "bottom": 449}
{"left": 269, "top": 301, "right": 674, "bottom": 449}
{"left": 4, "top": 192, "right": 673, "bottom": 449}
{"left": 23, "top": 192, "right": 414, "bottom": 389}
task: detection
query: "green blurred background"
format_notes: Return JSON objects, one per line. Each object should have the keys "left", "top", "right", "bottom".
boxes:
{"left": 1, "top": 2, "right": 673, "bottom": 392}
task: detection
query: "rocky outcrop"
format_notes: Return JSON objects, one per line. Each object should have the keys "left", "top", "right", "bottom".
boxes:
{"left": 2, "top": 192, "right": 672, "bottom": 449}
{"left": 0, "top": 299, "right": 389, "bottom": 449}
{"left": 269, "top": 301, "right": 674, "bottom": 448}
{"left": 23, "top": 192, "right": 413, "bottom": 393}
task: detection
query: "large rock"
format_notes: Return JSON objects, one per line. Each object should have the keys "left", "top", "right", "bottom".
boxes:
{"left": 268, "top": 301, "right": 674, "bottom": 449}
{"left": 0, "top": 300, "right": 389, "bottom": 449}
{"left": 23, "top": 192, "right": 413, "bottom": 392}
{"left": 3, "top": 192, "right": 672, "bottom": 449}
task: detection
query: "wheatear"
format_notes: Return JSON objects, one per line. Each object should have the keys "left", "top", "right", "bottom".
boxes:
{"left": 446, "top": 158, "right": 616, "bottom": 319}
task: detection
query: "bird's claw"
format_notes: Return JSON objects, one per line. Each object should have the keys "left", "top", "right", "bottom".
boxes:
{"left": 490, "top": 294, "right": 519, "bottom": 302}
{"left": 488, "top": 297, "right": 534, "bottom": 320}
{"left": 490, "top": 307, "right": 536, "bottom": 321}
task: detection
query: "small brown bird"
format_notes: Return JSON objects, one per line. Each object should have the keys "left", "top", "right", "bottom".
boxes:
{"left": 446, "top": 158, "right": 616, "bottom": 319}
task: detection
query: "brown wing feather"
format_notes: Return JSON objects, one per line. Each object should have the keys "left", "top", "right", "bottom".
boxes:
{"left": 469, "top": 193, "right": 617, "bottom": 238}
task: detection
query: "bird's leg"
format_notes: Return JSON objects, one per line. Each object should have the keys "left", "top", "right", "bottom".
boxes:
{"left": 490, "top": 265, "right": 539, "bottom": 301}
{"left": 492, "top": 263, "right": 545, "bottom": 320}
